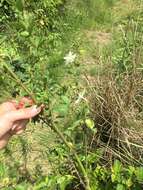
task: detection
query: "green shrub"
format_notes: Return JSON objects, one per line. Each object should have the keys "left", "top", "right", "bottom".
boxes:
{"left": 0, "top": 160, "right": 143, "bottom": 189}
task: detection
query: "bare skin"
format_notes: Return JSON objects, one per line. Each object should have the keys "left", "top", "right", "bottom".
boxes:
{"left": 0, "top": 100, "right": 42, "bottom": 149}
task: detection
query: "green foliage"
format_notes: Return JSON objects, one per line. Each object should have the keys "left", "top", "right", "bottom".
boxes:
{"left": 0, "top": 0, "right": 143, "bottom": 190}
{"left": 0, "top": 160, "right": 143, "bottom": 189}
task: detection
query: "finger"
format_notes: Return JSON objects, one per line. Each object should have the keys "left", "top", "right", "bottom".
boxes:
{"left": 0, "top": 102, "right": 16, "bottom": 115}
{"left": 0, "top": 133, "right": 11, "bottom": 149}
{"left": 13, "top": 126, "right": 26, "bottom": 135}
{"left": 11, "top": 120, "right": 28, "bottom": 133}
{"left": 5, "top": 105, "right": 42, "bottom": 122}
{"left": 20, "top": 97, "right": 34, "bottom": 105}
{"left": 17, "top": 97, "right": 34, "bottom": 109}
{"left": 11, "top": 119, "right": 28, "bottom": 130}
{"left": 7, "top": 100, "right": 18, "bottom": 109}
{"left": 0, "top": 114, "right": 27, "bottom": 137}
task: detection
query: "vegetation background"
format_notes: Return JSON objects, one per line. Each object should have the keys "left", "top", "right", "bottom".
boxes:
{"left": 0, "top": 0, "right": 143, "bottom": 189}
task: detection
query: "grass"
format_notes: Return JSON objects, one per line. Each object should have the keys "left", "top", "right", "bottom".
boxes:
{"left": 79, "top": 0, "right": 143, "bottom": 160}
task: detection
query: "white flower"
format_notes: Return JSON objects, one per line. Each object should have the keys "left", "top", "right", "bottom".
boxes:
{"left": 75, "top": 89, "right": 87, "bottom": 104}
{"left": 64, "top": 51, "right": 76, "bottom": 65}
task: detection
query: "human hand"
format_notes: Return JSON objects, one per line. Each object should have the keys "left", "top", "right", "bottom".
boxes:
{"left": 0, "top": 98, "right": 42, "bottom": 149}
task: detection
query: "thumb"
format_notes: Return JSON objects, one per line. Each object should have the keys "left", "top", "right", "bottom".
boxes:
{"left": 7, "top": 105, "right": 42, "bottom": 122}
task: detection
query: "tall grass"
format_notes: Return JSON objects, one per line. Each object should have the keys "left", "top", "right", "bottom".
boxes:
{"left": 85, "top": 2, "right": 143, "bottom": 166}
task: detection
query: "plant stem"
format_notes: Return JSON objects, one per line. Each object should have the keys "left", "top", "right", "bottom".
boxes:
{"left": 2, "top": 61, "right": 91, "bottom": 190}
{"left": 3, "top": 62, "right": 37, "bottom": 103}
{"left": 42, "top": 117, "right": 91, "bottom": 190}
{"left": 0, "top": 55, "right": 37, "bottom": 103}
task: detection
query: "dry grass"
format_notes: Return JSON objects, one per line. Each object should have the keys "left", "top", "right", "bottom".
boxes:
{"left": 85, "top": 30, "right": 112, "bottom": 46}
{"left": 84, "top": 67, "right": 143, "bottom": 166}
{"left": 79, "top": 0, "right": 143, "bottom": 166}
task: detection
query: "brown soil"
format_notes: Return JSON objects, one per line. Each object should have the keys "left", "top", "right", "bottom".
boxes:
{"left": 85, "top": 30, "right": 111, "bottom": 46}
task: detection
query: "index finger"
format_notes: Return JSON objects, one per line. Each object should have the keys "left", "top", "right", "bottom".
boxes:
{"left": 17, "top": 97, "right": 34, "bottom": 109}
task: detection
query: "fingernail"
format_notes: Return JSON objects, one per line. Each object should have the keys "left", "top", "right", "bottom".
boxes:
{"left": 32, "top": 105, "right": 41, "bottom": 113}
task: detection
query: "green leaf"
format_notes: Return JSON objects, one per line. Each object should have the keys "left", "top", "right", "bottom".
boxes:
{"left": 20, "top": 31, "right": 29, "bottom": 37}
{"left": 57, "top": 175, "right": 74, "bottom": 190}
{"left": 116, "top": 184, "right": 125, "bottom": 190}
{"left": 85, "top": 119, "right": 95, "bottom": 129}
{"left": 135, "top": 167, "right": 143, "bottom": 182}
{"left": 111, "top": 174, "right": 116, "bottom": 182}
{"left": 61, "top": 96, "right": 70, "bottom": 104}
{"left": 128, "top": 166, "right": 135, "bottom": 175}
{"left": 0, "top": 163, "right": 6, "bottom": 178}
{"left": 15, "top": 0, "right": 24, "bottom": 12}
{"left": 113, "top": 160, "right": 122, "bottom": 174}
{"left": 54, "top": 104, "right": 69, "bottom": 116}
{"left": 33, "top": 181, "right": 47, "bottom": 189}
{"left": 126, "top": 178, "right": 133, "bottom": 188}
{"left": 14, "top": 184, "right": 28, "bottom": 190}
